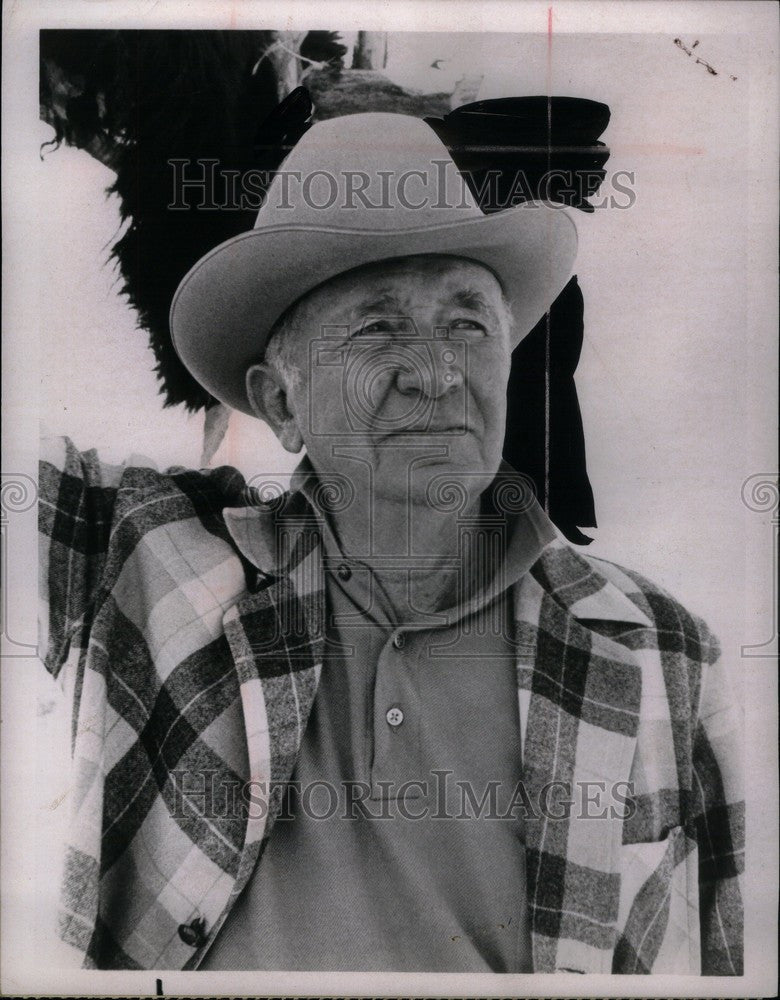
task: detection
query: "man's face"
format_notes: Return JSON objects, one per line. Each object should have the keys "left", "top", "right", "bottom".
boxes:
{"left": 268, "top": 255, "right": 513, "bottom": 503}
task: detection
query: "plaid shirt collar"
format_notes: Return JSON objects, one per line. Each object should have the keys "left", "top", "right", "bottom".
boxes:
{"left": 222, "top": 454, "right": 652, "bottom": 629}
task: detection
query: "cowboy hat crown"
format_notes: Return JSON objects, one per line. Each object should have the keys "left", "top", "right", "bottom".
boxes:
{"left": 170, "top": 112, "right": 577, "bottom": 415}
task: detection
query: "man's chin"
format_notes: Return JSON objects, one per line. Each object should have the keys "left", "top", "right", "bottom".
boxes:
{"left": 377, "top": 446, "right": 476, "bottom": 473}
{"left": 373, "top": 450, "right": 499, "bottom": 506}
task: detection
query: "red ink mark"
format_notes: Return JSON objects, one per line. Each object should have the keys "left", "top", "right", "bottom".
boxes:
{"left": 547, "top": 7, "right": 553, "bottom": 98}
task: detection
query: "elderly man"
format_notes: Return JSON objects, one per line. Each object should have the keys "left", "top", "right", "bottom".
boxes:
{"left": 39, "top": 113, "right": 743, "bottom": 974}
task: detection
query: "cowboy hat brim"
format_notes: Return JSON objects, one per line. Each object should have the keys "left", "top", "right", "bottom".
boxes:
{"left": 169, "top": 201, "right": 577, "bottom": 416}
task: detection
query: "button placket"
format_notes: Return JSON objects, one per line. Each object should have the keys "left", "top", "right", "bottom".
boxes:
{"left": 385, "top": 705, "right": 404, "bottom": 727}
{"left": 370, "top": 630, "right": 423, "bottom": 800}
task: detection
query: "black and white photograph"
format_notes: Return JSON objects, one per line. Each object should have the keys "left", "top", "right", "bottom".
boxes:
{"left": 1, "top": 1, "right": 777, "bottom": 996}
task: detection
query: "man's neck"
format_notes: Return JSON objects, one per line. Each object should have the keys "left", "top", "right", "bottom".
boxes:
{"left": 304, "top": 450, "right": 492, "bottom": 622}
{"left": 335, "top": 490, "right": 483, "bottom": 620}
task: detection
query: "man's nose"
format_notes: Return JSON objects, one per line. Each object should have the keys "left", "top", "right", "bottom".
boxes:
{"left": 395, "top": 350, "right": 464, "bottom": 399}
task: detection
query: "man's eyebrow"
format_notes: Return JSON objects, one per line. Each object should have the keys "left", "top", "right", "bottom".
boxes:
{"left": 346, "top": 286, "right": 501, "bottom": 322}
{"left": 351, "top": 291, "right": 403, "bottom": 318}
{"left": 450, "top": 288, "right": 498, "bottom": 318}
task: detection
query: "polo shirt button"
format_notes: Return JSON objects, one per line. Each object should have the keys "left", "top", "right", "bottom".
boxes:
{"left": 386, "top": 706, "right": 404, "bottom": 727}
{"left": 337, "top": 563, "right": 352, "bottom": 581}
{"left": 392, "top": 632, "right": 405, "bottom": 649}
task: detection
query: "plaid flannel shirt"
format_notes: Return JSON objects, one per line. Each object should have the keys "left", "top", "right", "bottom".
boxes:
{"left": 38, "top": 435, "right": 744, "bottom": 973}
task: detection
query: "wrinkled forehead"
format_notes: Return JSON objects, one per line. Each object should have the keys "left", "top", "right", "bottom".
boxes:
{"left": 297, "top": 254, "right": 505, "bottom": 317}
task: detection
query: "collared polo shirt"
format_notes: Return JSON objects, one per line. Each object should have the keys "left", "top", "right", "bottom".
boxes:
{"left": 203, "top": 459, "right": 556, "bottom": 972}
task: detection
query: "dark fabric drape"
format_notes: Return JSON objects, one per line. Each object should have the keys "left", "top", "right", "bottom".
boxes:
{"left": 504, "top": 275, "right": 596, "bottom": 544}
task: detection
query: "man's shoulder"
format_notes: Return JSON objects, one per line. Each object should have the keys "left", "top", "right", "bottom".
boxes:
{"left": 114, "top": 460, "right": 253, "bottom": 517}
{"left": 583, "top": 550, "right": 721, "bottom": 666}
{"left": 41, "top": 434, "right": 256, "bottom": 516}
{"left": 530, "top": 537, "right": 719, "bottom": 666}
{"left": 39, "top": 435, "right": 276, "bottom": 578}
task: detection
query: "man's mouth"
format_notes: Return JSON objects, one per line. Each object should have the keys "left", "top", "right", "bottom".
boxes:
{"left": 378, "top": 424, "right": 468, "bottom": 440}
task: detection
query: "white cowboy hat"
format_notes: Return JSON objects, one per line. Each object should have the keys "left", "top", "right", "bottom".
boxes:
{"left": 170, "top": 112, "right": 578, "bottom": 415}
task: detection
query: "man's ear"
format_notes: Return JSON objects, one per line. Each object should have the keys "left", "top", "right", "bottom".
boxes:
{"left": 245, "top": 363, "right": 304, "bottom": 454}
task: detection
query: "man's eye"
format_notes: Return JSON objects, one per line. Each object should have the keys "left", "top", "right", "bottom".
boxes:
{"left": 450, "top": 318, "right": 487, "bottom": 334}
{"left": 354, "top": 318, "right": 408, "bottom": 337}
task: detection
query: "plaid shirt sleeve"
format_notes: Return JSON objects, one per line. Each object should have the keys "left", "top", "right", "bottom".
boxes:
{"left": 38, "top": 435, "right": 126, "bottom": 681}
{"left": 691, "top": 625, "right": 745, "bottom": 975}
